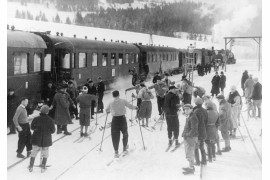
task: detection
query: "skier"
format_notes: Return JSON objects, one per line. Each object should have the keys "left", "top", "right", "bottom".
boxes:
{"left": 216, "top": 95, "right": 232, "bottom": 152}
{"left": 13, "top": 97, "right": 32, "bottom": 158}
{"left": 137, "top": 84, "right": 154, "bottom": 127}
{"left": 76, "top": 86, "right": 98, "bottom": 137}
{"left": 241, "top": 70, "right": 249, "bottom": 97}
{"left": 28, "top": 105, "right": 55, "bottom": 172}
{"left": 193, "top": 98, "right": 208, "bottom": 166}
{"left": 227, "top": 85, "right": 242, "bottom": 136}
{"left": 105, "top": 90, "right": 138, "bottom": 157}
{"left": 164, "top": 86, "right": 181, "bottom": 146}
{"left": 205, "top": 102, "right": 219, "bottom": 162}
{"left": 211, "top": 72, "right": 220, "bottom": 98}
{"left": 219, "top": 71, "right": 226, "bottom": 95}
{"left": 182, "top": 104, "right": 198, "bottom": 175}
{"left": 251, "top": 77, "right": 262, "bottom": 118}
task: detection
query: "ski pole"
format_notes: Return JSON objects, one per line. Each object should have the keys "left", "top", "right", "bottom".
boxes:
{"left": 137, "top": 115, "right": 146, "bottom": 150}
{"left": 99, "top": 113, "right": 108, "bottom": 151}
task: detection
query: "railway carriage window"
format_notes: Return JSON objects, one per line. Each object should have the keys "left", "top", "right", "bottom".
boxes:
{"left": 78, "top": 53, "right": 86, "bottom": 68}
{"left": 131, "top": 54, "right": 134, "bottom": 64}
{"left": 44, "top": 54, "right": 51, "bottom": 71}
{"left": 147, "top": 54, "right": 150, "bottom": 63}
{"left": 125, "top": 54, "right": 129, "bottom": 64}
{"left": 135, "top": 54, "right": 138, "bottom": 63}
{"left": 61, "top": 53, "right": 70, "bottom": 69}
{"left": 92, "top": 53, "right": 98, "bottom": 66}
{"left": 14, "top": 52, "right": 28, "bottom": 75}
{"left": 34, "top": 53, "right": 41, "bottom": 72}
{"left": 166, "top": 54, "right": 168, "bottom": 61}
{"left": 102, "top": 53, "right": 108, "bottom": 66}
{"left": 119, "top": 53, "right": 123, "bottom": 65}
{"left": 111, "top": 53, "right": 116, "bottom": 66}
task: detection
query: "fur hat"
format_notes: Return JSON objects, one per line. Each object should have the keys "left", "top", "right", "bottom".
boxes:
{"left": 194, "top": 97, "right": 203, "bottom": 105}
{"left": 40, "top": 105, "right": 50, "bottom": 114}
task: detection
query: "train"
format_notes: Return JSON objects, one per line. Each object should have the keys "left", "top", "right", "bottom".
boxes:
{"left": 7, "top": 28, "right": 224, "bottom": 102}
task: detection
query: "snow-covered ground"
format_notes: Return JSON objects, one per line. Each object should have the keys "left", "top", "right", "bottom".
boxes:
{"left": 7, "top": 58, "right": 262, "bottom": 180}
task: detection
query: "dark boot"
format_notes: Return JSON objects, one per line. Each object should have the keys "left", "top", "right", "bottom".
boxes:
{"left": 169, "top": 139, "right": 173, "bottom": 146}
{"left": 194, "top": 149, "right": 200, "bottom": 166}
{"left": 57, "top": 125, "right": 62, "bottom": 134}
{"left": 182, "top": 166, "right": 195, "bottom": 175}
{"left": 41, "top": 158, "right": 47, "bottom": 173}
{"left": 258, "top": 108, "right": 261, "bottom": 118}
{"left": 201, "top": 149, "right": 207, "bottom": 165}
{"left": 64, "top": 131, "right": 72, "bottom": 135}
{"left": 27, "top": 151, "right": 31, "bottom": 157}
{"left": 28, "top": 157, "right": 35, "bottom": 172}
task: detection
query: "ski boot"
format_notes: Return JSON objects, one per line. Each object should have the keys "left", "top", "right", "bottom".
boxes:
{"left": 28, "top": 157, "right": 35, "bottom": 172}
{"left": 41, "top": 158, "right": 47, "bottom": 173}
{"left": 182, "top": 166, "right": 195, "bottom": 175}
{"left": 114, "top": 151, "right": 119, "bottom": 158}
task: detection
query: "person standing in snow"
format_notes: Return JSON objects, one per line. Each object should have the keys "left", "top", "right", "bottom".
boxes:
{"left": 137, "top": 84, "right": 154, "bottom": 127}
{"left": 244, "top": 74, "right": 254, "bottom": 102}
{"left": 105, "top": 91, "right": 138, "bottom": 157}
{"left": 182, "top": 104, "right": 198, "bottom": 175}
{"left": 241, "top": 70, "right": 249, "bottom": 97}
{"left": 193, "top": 98, "right": 208, "bottom": 166}
{"left": 76, "top": 86, "right": 98, "bottom": 137}
{"left": 216, "top": 95, "right": 232, "bottom": 152}
{"left": 227, "top": 85, "right": 242, "bottom": 137}
{"left": 219, "top": 71, "right": 226, "bottom": 95}
{"left": 7, "top": 88, "right": 19, "bottom": 135}
{"left": 97, "top": 76, "right": 105, "bottom": 113}
{"left": 13, "top": 97, "right": 32, "bottom": 158}
{"left": 251, "top": 77, "right": 262, "bottom": 118}
{"left": 164, "top": 86, "right": 181, "bottom": 146}
{"left": 28, "top": 105, "right": 55, "bottom": 172}
{"left": 211, "top": 72, "right": 220, "bottom": 98}
{"left": 180, "top": 75, "right": 193, "bottom": 104}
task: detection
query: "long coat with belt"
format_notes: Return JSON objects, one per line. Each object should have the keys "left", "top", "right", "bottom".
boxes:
{"left": 211, "top": 75, "right": 220, "bottom": 95}
{"left": 31, "top": 113, "right": 55, "bottom": 147}
{"left": 218, "top": 99, "right": 232, "bottom": 132}
{"left": 206, "top": 106, "right": 219, "bottom": 141}
{"left": 244, "top": 78, "right": 254, "bottom": 99}
{"left": 52, "top": 91, "right": 72, "bottom": 125}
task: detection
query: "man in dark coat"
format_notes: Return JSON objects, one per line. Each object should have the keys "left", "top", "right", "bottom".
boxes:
{"left": 7, "top": 88, "right": 19, "bottom": 135}
{"left": 28, "top": 105, "right": 55, "bottom": 172}
{"left": 211, "top": 72, "right": 220, "bottom": 97}
{"left": 182, "top": 104, "right": 198, "bottom": 175}
{"left": 67, "top": 81, "right": 79, "bottom": 119}
{"left": 164, "top": 86, "right": 181, "bottom": 146}
{"left": 87, "top": 80, "right": 97, "bottom": 119}
{"left": 41, "top": 81, "right": 56, "bottom": 107}
{"left": 51, "top": 84, "right": 74, "bottom": 135}
{"left": 219, "top": 71, "right": 226, "bottom": 95}
{"left": 241, "top": 70, "right": 249, "bottom": 97}
{"left": 193, "top": 98, "right": 208, "bottom": 165}
{"left": 97, "top": 77, "right": 105, "bottom": 113}
{"left": 251, "top": 77, "right": 262, "bottom": 118}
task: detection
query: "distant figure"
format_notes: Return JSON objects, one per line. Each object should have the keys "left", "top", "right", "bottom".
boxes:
{"left": 152, "top": 72, "right": 161, "bottom": 84}
{"left": 131, "top": 68, "right": 138, "bottom": 86}
{"left": 219, "top": 71, "right": 226, "bottom": 95}
{"left": 28, "top": 105, "right": 55, "bottom": 172}
{"left": 7, "top": 88, "right": 19, "bottom": 135}
{"left": 251, "top": 77, "right": 262, "bottom": 118}
{"left": 180, "top": 75, "right": 193, "bottom": 104}
{"left": 241, "top": 70, "right": 249, "bottom": 97}
{"left": 67, "top": 81, "right": 79, "bottom": 119}
{"left": 144, "top": 64, "right": 149, "bottom": 79}
{"left": 97, "top": 76, "right": 105, "bottom": 113}
{"left": 163, "top": 73, "right": 171, "bottom": 88}
{"left": 210, "top": 72, "right": 220, "bottom": 98}
{"left": 244, "top": 74, "right": 254, "bottom": 102}
{"left": 87, "top": 80, "right": 97, "bottom": 119}
{"left": 13, "top": 97, "right": 32, "bottom": 158}
{"left": 105, "top": 91, "right": 138, "bottom": 158}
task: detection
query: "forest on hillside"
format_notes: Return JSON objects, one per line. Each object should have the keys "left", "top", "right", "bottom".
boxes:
{"left": 11, "top": 0, "right": 215, "bottom": 38}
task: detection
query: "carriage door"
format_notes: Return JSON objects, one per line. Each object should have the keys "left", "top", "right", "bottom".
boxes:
{"left": 140, "top": 52, "right": 147, "bottom": 75}
{"left": 179, "top": 52, "right": 183, "bottom": 67}
{"left": 54, "top": 49, "right": 72, "bottom": 82}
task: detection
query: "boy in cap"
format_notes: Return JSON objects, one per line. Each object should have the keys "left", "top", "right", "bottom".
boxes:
{"left": 76, "top": 86, "right": 98, "bottom": 137}
{"left": 28, "top": 105, "right": 55, "bottom": 172}
{"left": 13, "top": 97, "right": 32, "bottom": 158}
{"left": 106, "top": 91, "right": 138, "bottom": 157}
{"left": 164, "top": 86, "right": 181, "bottom": 146}
{"left": 193, "top": 97, "right": 208, "bottom": 165}
{"left": 182, "top": 104, "right": 198, "bottom": 175}
{"left": 216, "top": 95, "right": 232, "bottom": 152}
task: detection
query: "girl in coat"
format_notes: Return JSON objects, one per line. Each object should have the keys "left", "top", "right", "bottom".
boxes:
{"left": 28, "top": 105, "right": 55, "bottom": 172}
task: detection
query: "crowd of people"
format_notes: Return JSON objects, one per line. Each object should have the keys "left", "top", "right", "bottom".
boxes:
{"left": 7, "top": 65, "right": 262, "bottom": 175}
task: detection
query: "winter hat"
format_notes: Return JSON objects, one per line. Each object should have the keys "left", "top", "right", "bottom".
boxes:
{"left": 216, "top": 94, "right": 225, "bottom": 99}
{"left": 40, "top": 105, "right": 50, "bottom": 114}
{"left": 194, "top": 97, "right": 203, "bottom": 105}
{"left": 183, "top": 104, "right": 193, "bottom": 109}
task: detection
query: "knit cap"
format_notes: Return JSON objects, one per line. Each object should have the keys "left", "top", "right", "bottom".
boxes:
{"left": 40, "top": 105, "right": 50, "bottom": 114}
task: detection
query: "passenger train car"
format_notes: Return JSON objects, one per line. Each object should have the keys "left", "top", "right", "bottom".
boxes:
{"left": 7, "top": 29, "right": 218, "bottom": 102}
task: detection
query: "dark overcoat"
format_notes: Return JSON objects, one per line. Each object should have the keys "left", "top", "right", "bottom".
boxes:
{"left": 31, "top": 113, "right": 55, "bottom": 147}
{"left": 219, "top": 75, "right": 226, "bottom": 89}
{"left": 193, "top": 105, "right": 208, "bottom": 140}
{"left": 211, "top": 75, "right": 220, "bottom": 94}
{"left": 7, "top": 94, "right": 19, "bottom": 126}
{"left": 206, "top": 107, "right": 219, "bottom": 141}
{"left": 241, "top": 71, "right": 249, "bottom": 89}
{"left": 52, "top": 91, "right": 72, "bottom": 125}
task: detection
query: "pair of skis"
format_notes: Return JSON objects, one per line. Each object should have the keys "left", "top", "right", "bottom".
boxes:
{"left": 73, "top": 126, "right": 96, "bottom": 143}
{"left": 165, "top": 141, "right": 183, "bottom": 152}
{"left": 106, "top": 148, "right": 135, "bottom": 166}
